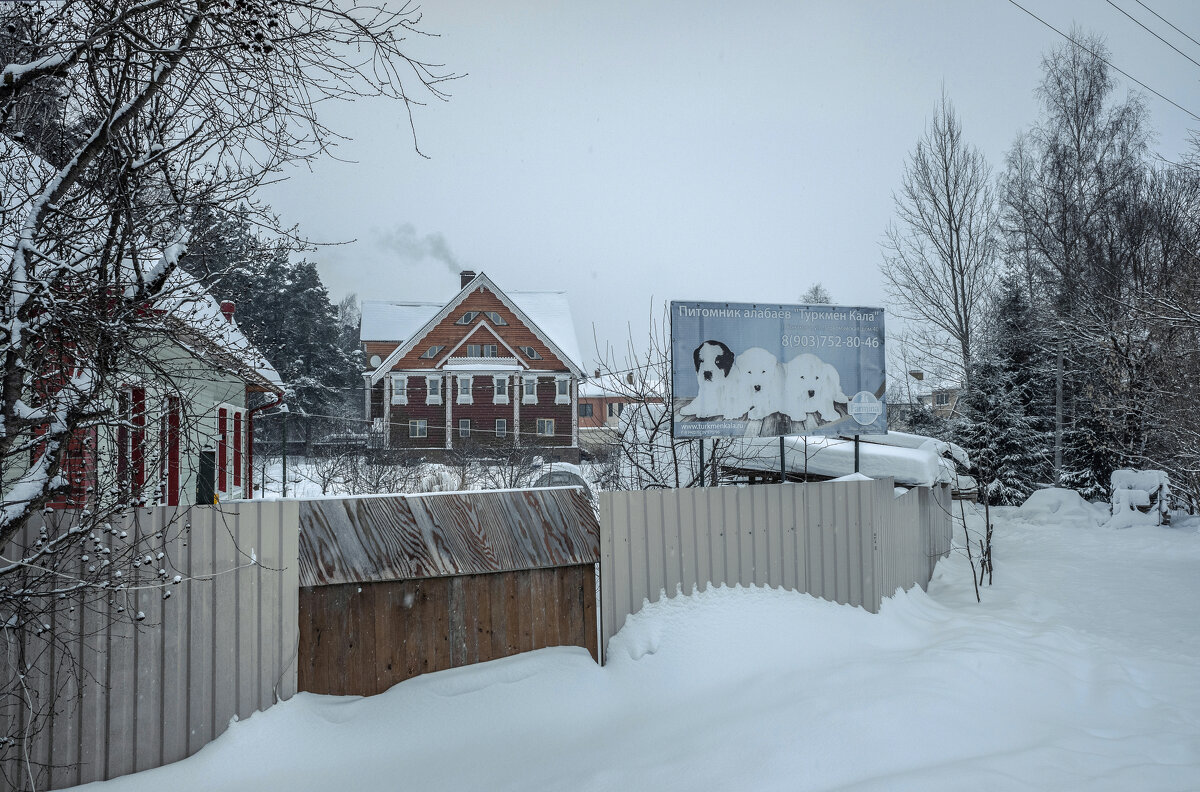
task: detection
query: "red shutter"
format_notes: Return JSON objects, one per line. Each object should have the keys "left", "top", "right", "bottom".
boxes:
{"left": 233, "top": 411, "right": 242, "bottom": 487}
{"left": 218, "top": 408, "right": 228, "bottom": 492}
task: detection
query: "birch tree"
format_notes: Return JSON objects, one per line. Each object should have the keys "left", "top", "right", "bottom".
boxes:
{"left": 882, "top": 95, "right": 999, "bottom": 391}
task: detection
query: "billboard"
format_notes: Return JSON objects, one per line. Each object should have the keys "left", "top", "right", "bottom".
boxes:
{"left": 670, "top": 301, "right": 886, "bottom": 438}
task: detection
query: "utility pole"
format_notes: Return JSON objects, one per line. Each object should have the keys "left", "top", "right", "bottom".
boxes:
{"left": 282, "top": 410, "right": 289, "bottom": 498}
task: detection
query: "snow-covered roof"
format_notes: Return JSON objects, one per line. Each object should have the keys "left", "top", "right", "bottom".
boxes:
{"left": 155, "top": 270, "right": 284, "bottom": 393}
{"left": 360, "top": 300, "right": 445, "bottom": 343}
{"left": 507, "top": 290, "right": 583, "bottom": 373}
{"left": 363, "top": 273, "right": 585, "bottom": 382}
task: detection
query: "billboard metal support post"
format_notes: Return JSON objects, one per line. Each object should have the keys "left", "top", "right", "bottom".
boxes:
{"left": 854, "top": 435, "right": 860, "bottom": 474}
{"left": 779, "top": 436, "right": 786, "bottom": 483}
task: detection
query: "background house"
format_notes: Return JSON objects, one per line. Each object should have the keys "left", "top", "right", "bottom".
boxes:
{"left": 362, "top": 271, "right": 584, "bottom": 463}
{"left": 578, "top": 375, "right": 664, "bottom": 457}
{"left": 47, "top": 273, "right": 285, "bottom": 508}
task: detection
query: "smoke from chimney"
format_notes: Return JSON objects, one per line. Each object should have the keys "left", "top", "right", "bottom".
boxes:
{"left": 376, "top": 223, "right": 463, "bottom": 277}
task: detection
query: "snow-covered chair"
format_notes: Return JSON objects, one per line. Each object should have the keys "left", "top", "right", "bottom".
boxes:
{"left": 1109, "top": 469, "right": 1171, "bottom": 526}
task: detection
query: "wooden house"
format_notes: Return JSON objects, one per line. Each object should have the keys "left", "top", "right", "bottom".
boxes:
{"left": 362, "top": 271, "right": 585, "bottom": 463}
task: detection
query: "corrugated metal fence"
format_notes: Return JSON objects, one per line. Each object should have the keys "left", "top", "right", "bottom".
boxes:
{"left": 1, "top": 500, "right": 299, "bottom": 791}
{"left": 599, "top": 478, "right": 952, "bottom": 661}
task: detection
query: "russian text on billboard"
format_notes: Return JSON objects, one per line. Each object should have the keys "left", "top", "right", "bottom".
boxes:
{"left": 670, "top": 301, "right": 886, "bottom": 438}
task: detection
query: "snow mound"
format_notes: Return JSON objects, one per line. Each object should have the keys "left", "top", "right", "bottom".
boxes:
{"left": 1018, "top": 487, "right": 1103, "bottom": 525}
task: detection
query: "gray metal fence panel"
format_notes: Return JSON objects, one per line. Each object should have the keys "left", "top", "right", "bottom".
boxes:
{"left": 1, "top": 500, "right": 299, "bottom": 791}
{"left": 598, "top": 478, "right": 952, "bottom": 662}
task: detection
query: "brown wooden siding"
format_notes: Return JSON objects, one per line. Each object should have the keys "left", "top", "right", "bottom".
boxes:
{"left": 520, "top": 377, "right": 574, "bottom": 444}
{"left": 390, "top": 287, "right": 570, "bottom": 372}
{"left": 363, "top": 341, "right": 400, "bottom": 363}
{"left": 385, "top": 376, "right": 447, "bottom": 449}
{"left": 298, "top": 564, "right": 598, "bottom": 695}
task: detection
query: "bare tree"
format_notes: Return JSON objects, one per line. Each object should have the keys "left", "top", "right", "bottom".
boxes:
{"left": 882, "top": 94, "right": 999, "bottom": 391}
{"left": 799, "top": 282, "right": 831, "bottom": 304}
{"left": 592, "top": 302, "right": 765, "bottom": 490}
{"left": 0, "top": 0, "right": 453, "bottom": 782}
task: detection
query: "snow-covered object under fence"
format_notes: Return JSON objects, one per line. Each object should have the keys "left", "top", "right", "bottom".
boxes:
{"left": 1108, "top": 469, "right": 1171, "bottom": 528}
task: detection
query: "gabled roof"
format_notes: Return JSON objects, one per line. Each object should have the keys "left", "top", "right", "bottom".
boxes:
{"left": 155, "top": 270, "right": 284, "bottom": 394}
{"left": 365, "top": 272, "right": 584, "bottom": 384}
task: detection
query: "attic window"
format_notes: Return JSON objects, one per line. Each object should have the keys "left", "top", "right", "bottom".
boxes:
{"left": 484, "top": 311, "right": 507, "bottom": 326}
{"left": 518, "top": 346, "right": 542, "bottom": 360}
{"left": 455, "top": 311, "right": 480, "bottom": 325}
{"left": 419, "top": 345, "right": 445, "bottom": 360}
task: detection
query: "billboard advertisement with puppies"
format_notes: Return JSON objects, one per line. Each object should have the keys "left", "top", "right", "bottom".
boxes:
{"left": 670, "top": 301, "right": 886, "bottom": 438}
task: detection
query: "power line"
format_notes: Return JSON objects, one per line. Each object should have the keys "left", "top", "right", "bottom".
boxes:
{"left": 1106, "top": 0, "right": 1200, "bottom": 71}
{"left": 1004, "top": 0, "right": 1200, "bottom": 123}
{"left": 1133, "top": 0, "right": 1200, "bottom": 51}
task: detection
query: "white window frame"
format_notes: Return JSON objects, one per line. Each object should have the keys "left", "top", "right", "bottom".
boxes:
{"left": 522, "top": 375, "right": 538, "bottom": 405}
{"left": 537, "top": 418, "right": 555, "bottom": 436}
{"left": 457, "top": 375, "right": 474, "bottom": 405}
{"left": 466, "top": 343, "right": 482, "bottom": 357}
{"left": 482, "top": 344, "right": 498, "bottom": 358}
{"left": 935, "top": 392, "right": 950, "bottom": 406}
{"left": 459, "top": 419, "right": 471, "bottom": 437}
{"left": 495, "top": 418, "right": 507, "bottom": 438}
{"left": 555, "top": 376, "right": 570, "bottom": 405}
{"left": 390, "top": 374, "right": 408, "bottom": 405}
{"left": 493, "top": 376, "right": 509, "bottom": 405}
{"left": 426, "top": 376, "right": 442, "bottom": 405}
{"left": 409, "top": 419, "right": 428, "bottom": 438}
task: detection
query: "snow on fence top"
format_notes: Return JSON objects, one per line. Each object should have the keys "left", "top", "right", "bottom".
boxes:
{"left": 297, "top": 488, "right": 600, "bottom": 586}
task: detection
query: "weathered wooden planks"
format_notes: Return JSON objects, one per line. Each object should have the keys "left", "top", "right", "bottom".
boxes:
{"left": 298, "top": 564, "right": 598, "bottom": 696}
{"left": 297, "top": 488, "right": 600, "bottom": 587}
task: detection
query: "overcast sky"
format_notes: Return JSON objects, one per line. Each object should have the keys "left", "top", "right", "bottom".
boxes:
{"left": 261, "top": 0, "right": 1200, "bottom": 370}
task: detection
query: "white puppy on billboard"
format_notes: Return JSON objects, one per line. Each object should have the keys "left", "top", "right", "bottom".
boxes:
{"left": 784, "top": 353, "right": 849, "bottom": 424}
{"left": 679, "top": 340, "right": 736, "bottom": 418}
{"left": 731, "top": 347, "right": 785, "bottom": 420}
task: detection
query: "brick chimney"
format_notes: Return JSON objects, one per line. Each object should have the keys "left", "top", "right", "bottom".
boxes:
{"left": 220, "top": 301, "right": 235, "bottom": 323}
{"left": 460, "top": 270, "right": 476, "bottom": 289}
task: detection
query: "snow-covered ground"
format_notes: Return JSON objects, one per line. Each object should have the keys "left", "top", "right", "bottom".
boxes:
{"left": 73, "top": 495, "right": 1200, "bottom": 791}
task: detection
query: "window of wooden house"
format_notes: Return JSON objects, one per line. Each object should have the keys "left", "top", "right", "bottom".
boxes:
{"left": 419, "top": 345, "right": 445, "bottom": 360}
{"left": 426, "top": 376, "right": 442, "bottom": 405}
{"left": 409, "top": 419, "right": 428, "bottom": 438}
{"left": 217, "top": 407, "right": 228, "bottom": 493}
{"left": 457, "top": 375, "right": 473, "bottom": 404}
{"left": 466, "top": 343, "right": 482, "bottom": 357}
{"left": 459, "top": 419, "right": 471, "bottom": 438}
{"left": 455, "top": 311, "right": 479, "bottom": 325}
{"left": 536, "top": 418, "right": 555, "bottom": 436}
{"left": 495, "top": 419, "right": 507, "bottom": 438}
{"left": 522, "top": 375, "right": 538, "bottom": 404}
{"left": 391, "top": 374, "right": 408, "bottom": 404}
{"left": 493, "top": 376, "right": 509, "bottom": 404}
{"left": 233, "top": 410, "right": 243, "bottom": 488}
{"left": 518, "top": 346, "right": 542, "bottom": 360}
{"left": 484, "top": 311, "right": 507, "bottom": 325}
{"left": 555, "top": 377, "right": 570, "bottom": 404}
{"left": 482, "top": 344, "right": 498, "bottom": 358}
